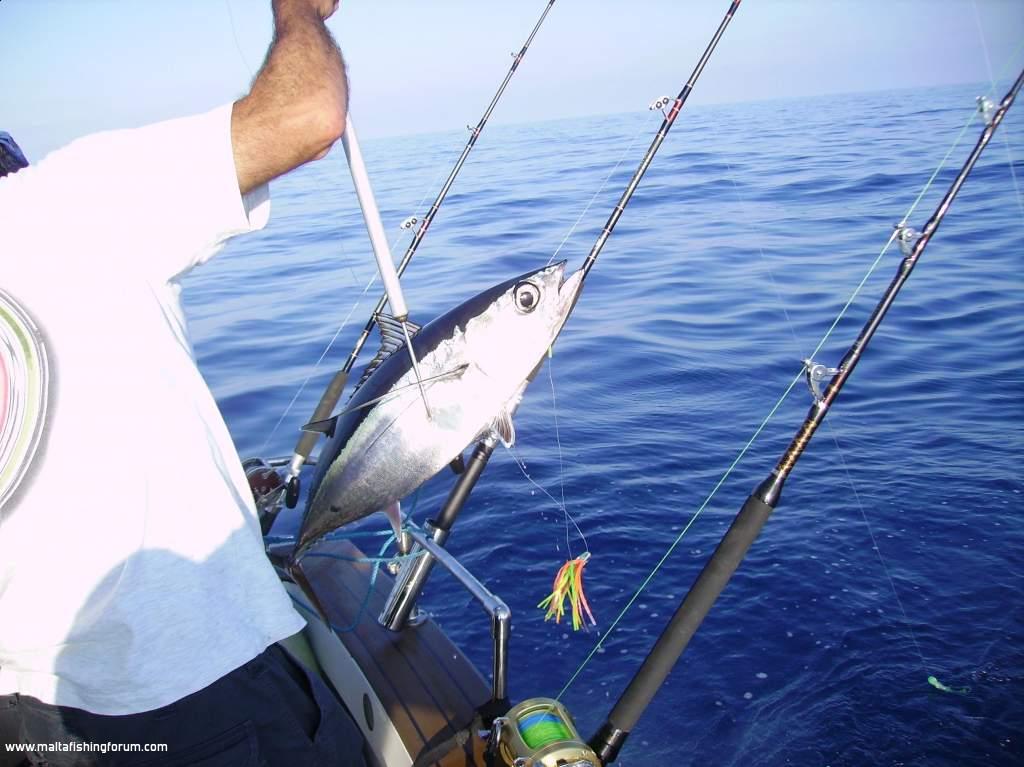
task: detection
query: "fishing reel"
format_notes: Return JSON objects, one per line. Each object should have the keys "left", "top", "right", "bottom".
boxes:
{"left": 487, "top": 698, "right": 600, "bottom": 767}
{"left": 242, "top": 457, "right": 287, "bottom": 530}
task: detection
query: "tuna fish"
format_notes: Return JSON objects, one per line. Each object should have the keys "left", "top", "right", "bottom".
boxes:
{"left": 295, "top": 261, "right": 583, "bottom": 556}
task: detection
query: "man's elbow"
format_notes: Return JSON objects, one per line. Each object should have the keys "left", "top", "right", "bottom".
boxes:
{"left": 305, "top": 94, "right": 346, "bottom": 162}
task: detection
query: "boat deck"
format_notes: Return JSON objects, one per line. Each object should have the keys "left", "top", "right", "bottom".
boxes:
{"left": 295, "top": 539, "right": 490, "bottom": 766}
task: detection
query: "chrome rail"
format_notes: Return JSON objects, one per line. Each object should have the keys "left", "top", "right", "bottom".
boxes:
{"left": 405, "top": 525, "right": 510, "bottom": 704}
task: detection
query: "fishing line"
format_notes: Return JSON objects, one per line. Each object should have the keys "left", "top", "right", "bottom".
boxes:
{"left": 722, "top": 157, "right": 806, "bottom": 360}
{"left": 509, "top": 447, "right": 590, "bottom": 556}
{"left": 546, "top": 111, "right": 660, "bottom": 267}
{"left": 820, "top": 419, "right": 965, "bottom": 700}
{"left": 224, "top": 0, "right": 254, "bottom": 78}
{"left": 805, "top": 39, "right": 1024, "bottom": 691}
{"left": 557, "top": 70, "right": 1020, "bottom": 700}
{"left": 972, "top": 2, "right": 1024, "bottom": 217}
{"left": 824, "top": 418, "right": 930, "bottom": 667}
{"left": 546, "top": 362, "right": 573, "bottom": 558}
{"left": 556, "top": 371, "right": 803, "bottom": 700}
{"left": 292, "top": 539, "right": 425, "bottom": 633}
{"left": 277, "top": 493, "right": 423, "bottom": 632}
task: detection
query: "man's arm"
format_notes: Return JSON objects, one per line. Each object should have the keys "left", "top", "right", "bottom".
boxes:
{"left": 231, "top": 0, "right": 347, "bottom": 195}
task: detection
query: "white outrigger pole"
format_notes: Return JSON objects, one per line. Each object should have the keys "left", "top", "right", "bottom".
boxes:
{"left": 340, "top": 118, "right": 433, "bottom": 420}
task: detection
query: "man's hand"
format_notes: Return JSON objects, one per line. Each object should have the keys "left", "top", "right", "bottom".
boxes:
{"left": 232, "top": 0, "right": 348, "bottom": 195}
{"left": 273, "top": 0, "right": 340, "bottom": 22}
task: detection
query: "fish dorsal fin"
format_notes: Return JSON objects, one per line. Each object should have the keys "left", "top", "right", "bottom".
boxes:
{"left": 490, "top": 407, "right": 516, "bottom": 448}
{"left": 353, "top": 313, "right": 422, "bottom": 393}
{"left": 302, "top": 415, "right": 339, "bottom": 439}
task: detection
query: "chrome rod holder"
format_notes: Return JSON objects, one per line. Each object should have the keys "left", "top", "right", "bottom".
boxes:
{"left": 379, "top": 526, "right": 448, "bottom": 630}
{"left": 380, "top": 437, "right": 497, "bottom": 632}
{"left": 405, "top": 525, "right": 510, "bottom": 704}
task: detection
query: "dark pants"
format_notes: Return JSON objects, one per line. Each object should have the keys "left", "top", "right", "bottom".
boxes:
{"left": 0, "top": 644, "right": 367, "bottom": 766}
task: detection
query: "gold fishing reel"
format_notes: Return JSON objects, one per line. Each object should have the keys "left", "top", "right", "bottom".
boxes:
{"left": 488, "top": 698, "right": 600, "bottom": 767}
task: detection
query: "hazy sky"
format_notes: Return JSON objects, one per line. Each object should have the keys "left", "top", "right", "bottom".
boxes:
{"left": 2, "top": 0, "right": 1022, "bottom": 160}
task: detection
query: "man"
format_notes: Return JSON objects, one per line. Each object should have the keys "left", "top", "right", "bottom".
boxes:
{"left": 0, "top": 1, "right": 367, "bottom": 764}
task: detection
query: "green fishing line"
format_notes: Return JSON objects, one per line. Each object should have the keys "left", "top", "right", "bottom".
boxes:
{"left": 518, "top": 712, "right": 572, "bottom": 749}
{"left": 927, "top": 675, "right": 970, "bottom": 695}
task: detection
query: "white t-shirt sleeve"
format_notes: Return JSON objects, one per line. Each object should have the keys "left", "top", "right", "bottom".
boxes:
{"left": 29, "top": 104, "right": 270, "bottom": 283}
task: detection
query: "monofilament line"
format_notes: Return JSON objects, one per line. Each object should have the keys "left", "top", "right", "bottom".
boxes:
{"left": 547, "top": 111, "right": 659, "bottom": 267}
{"left": 556, "top": 370, "right": 804, "bottom": 700}
{"left": 972, "top": 4, "right": 1024, "bottom": 217}
{"left": 824, "top": 419, "right": 929, "bottom": 668}
{"left": 547, "top": 362, "right": 575, "bottom": 558}
{"left": 509, "top": 448, "right": 590, "bottom": 555}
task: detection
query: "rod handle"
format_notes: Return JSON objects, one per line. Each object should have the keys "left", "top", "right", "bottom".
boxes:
{"left": 594, "top": 491, "right": 775, "bottom": 758}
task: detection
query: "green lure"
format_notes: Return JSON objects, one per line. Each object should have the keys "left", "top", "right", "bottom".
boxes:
{"left": 927, "top": 675, "right": 970, "bottom": 694}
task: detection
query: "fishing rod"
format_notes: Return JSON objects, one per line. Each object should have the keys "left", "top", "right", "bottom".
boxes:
{"left": 577, "top": 0, "right": 742, "bottom": 286}
{"left": 279, "top": 0, "right": 558, "bottom": 504}
{"left": 586, "top": 69, "right": 1024, "bottom": 765}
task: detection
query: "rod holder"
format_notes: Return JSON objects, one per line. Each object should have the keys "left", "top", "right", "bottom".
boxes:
{"left": 379, "top": 439, "right": 496, "bottom": 631}
{"left": 405, "top": 525, "right": 511, "bottom": 705}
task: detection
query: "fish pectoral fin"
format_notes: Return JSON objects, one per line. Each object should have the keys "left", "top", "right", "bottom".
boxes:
{"left": 489, "top": 407, "right": 516, "bottom": 448}
{"left": 301, "top": 415, "right": 339, "bottom": 439}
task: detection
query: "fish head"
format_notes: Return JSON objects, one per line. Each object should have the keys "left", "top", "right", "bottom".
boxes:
{"left": 452, "top": 260, "right": 583, "bottom": 385}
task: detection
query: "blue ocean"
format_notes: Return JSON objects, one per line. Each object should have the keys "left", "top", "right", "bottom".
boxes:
{"left": 183, "top": 82, "right": 1022, "bottom": 766}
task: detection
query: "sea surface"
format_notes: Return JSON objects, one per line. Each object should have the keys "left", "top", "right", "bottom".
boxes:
{"left": 183, "top": 82, "right": 1023, "bottom": 766}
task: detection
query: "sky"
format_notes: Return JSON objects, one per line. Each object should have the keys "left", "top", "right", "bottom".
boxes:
{"left": 1, "top": 0, "right": 1022, "bottom": 160}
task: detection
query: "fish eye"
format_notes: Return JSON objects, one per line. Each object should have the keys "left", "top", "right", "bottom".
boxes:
{"left": 513, "top": 281, "right": 541, "bottom": 313}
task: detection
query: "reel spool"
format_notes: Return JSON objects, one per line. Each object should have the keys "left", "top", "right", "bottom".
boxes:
{"left": 488, "top": 698, "right": 599, "bottom": 767}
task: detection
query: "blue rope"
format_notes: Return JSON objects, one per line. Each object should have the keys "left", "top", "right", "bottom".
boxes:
{"left": 289, "top": 535, "right": 396, "bottom": 633}
{"left": 272, "top": 491, "right": 422, "bottom": 633}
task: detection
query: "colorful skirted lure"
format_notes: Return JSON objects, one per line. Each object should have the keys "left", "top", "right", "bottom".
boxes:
{"left": 538, "top": 552, "right": 596, "bottom": 631}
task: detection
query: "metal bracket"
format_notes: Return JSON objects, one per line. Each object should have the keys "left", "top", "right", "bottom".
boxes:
{"left": 803, "top": 358, "right": 839, "bottom": 403}
{"left": 400, "top": 215, "right": 418, "bottom": 230}
{"left": 893, "top": 223, "right": 920, "bottom": 257}
{"left": 977, "top": 95, "right": 997, "bottom": 126}
{"left": 404, "top": 525, "right": 510, "bottom": 705}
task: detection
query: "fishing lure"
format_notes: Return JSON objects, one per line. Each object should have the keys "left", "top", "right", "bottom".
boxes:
{"left": 927, "top": 675, "right": 970, "bottom": 695}
{"left": 538, "top": 552, "right": 596, "bottom": 631}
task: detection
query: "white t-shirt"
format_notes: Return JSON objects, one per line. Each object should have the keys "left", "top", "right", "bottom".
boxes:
{"left": 0, "top": 104, "right": 305, "bottom": 715}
